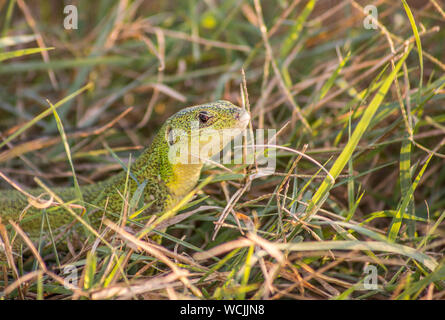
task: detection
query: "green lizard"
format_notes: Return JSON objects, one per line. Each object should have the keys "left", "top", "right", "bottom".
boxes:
{"left": 0, "top": 100, "right": 250, "bottom": 261}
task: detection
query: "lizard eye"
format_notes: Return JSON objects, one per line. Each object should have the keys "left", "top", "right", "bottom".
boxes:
{"left": 198, "top": 111, "right": 212, "bottom": 124}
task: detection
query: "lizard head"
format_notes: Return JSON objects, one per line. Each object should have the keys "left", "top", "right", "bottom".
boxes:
{"left": 137, "top": 100, "right": 250, "bottom": 206}
{"left": 163, "top": 100, "right": 250, "bottom": 165}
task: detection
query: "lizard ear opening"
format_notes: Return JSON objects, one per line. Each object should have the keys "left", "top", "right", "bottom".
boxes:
{"left": 165, "top": 125, "right": 176, "bottom": 146}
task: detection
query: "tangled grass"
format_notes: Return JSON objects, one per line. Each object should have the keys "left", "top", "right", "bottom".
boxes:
{"left": 0, "top": 0, "right": 444, "bottom": 300}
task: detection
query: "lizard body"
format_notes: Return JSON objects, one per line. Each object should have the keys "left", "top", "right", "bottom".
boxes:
{"left": 0, "top": 100, "right": 249, "bottom": 259}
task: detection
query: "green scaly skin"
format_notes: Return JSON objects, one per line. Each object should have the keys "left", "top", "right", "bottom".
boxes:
{"left": 0, "top": 100, "right": 250, "bottom": 261}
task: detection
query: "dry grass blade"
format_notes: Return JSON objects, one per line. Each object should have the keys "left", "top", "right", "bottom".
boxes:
{"left": 103, "top": 219, "right": 202, "bottom": 298}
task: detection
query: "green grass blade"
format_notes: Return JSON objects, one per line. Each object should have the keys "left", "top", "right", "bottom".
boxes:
{"left": 280, "top": 0, "right": 316, "bottom": 58}
{"left": 319, "top": 51, "right": 351, "bottom": 101}
{"left": 0, "top": 47, "right": 53, "bottom": 62}
{"left": 49, "top": 100, "right": 83, "bottom": 202}
{"left": 103, "top": 143, "right": 139, "bottom": 184}
{"left": 388, "top": 154, "right": 432, "bottom": 242}
{"left": 238, "top": 244, "right": 254, "bottom": 299}
{"left": 129, "top": 180, "right": 148, "bottom": 212}
{"left": 399, "top": 137, "right": 415, "bottom": 236}
{"left": 1, "top": 0, "right": 16, "bottom": 39}
{"left": 306, "top": 47, "right": 412, "bottom": 216}
{"left": 84, "top": 251, "right": 97, "bottom": 290}
{"left": 277, "top": 240, "right": 438, "bottom": 271}
{"left": 397, "top": 260, "right": 445, "bottom": 299}
{"left": 103, "top": 254, "right": 126, "bottom": 288}
{"left": 401, "top": 0, "right": 423, "bottom": 103}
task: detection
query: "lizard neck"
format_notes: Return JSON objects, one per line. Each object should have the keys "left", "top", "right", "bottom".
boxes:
{"left": 130, "top": 126, "right": 203, "bottom": 208}
{"left": 167, "top": 163, "right": 203, "bottom": 197}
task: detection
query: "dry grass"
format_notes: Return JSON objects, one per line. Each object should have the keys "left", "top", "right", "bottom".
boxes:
{"left": 0, "top": 0, "right": 444, "bottom": 300}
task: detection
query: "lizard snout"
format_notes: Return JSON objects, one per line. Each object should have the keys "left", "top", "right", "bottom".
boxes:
{"left": 235, "top": 109, "right": 250, "bottom": 128}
